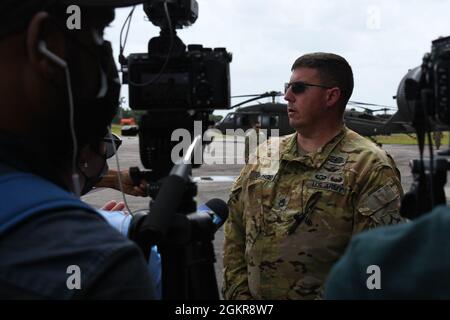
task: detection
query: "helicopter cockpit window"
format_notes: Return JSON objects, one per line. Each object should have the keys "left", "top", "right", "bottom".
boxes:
{"left": 224, "top": 113, "right": 235, "bottom": 123}
{"left": 236, "top": 115, "right": 250, "bottom": 127}
{"left": 359, "top": 113, "right": 377, "bottom": 120}
{"left": 270, "top": 116, "right": 279, "bottom": 127}
{"left": 260, "top": 115, "right": 279, "bottom": 128}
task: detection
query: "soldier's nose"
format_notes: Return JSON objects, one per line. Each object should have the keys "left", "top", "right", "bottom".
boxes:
{"left": 284, "top": 91, "right": 294, "bottom": 103}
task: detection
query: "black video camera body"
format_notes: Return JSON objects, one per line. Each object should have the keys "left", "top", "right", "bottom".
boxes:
{"left": 427, "top": 36, "right": 450, "bottom": 125}
{"left": 397, "top": 36, "right": 450, "bottom": 126}
{"left": 397, "top": 36, "right": 450, "bottom": 219}
{"left": 124, "top": 45, "right": 232, "bottom": 111}
{"left": 119, "top": 0, "right": 232, "bottom": 175}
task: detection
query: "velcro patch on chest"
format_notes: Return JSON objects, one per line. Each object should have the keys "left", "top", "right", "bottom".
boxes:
{"left": 249, "top": 170, "right": 275, "bottom": 182}
{"left": 326, "top": 153, "right": 349, "bottom": 167}
{"left": 323, "top": 163, "right": 342, "bottom": 172}
{"left": 306, "top": 180, "right": 347, "bottom": 195}
{"left": 273, "top": 194, "right": 290, "bottom": 210}
{"left": 313, "top": 172, "right": 345, "bottom": 185}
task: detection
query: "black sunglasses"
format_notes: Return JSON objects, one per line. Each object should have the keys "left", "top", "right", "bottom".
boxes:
{"left": 284, "top": 81, "right": 333, "bottom": 95}
{"left": 102, "top": 133, "right": 122, "bottom": 159}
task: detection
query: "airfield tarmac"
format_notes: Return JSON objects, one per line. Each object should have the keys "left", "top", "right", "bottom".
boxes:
{"left": 82, "top": 135, "right": 450, "bottom": 297}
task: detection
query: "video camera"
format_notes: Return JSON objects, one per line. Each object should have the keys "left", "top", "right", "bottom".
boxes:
{"left": 396, "top": 36, "right": 450, "bottom": 219}
{"left": 120, "top": 0, "right": 232, "bottom": 178}
{"left": 396, "top": 36, "right": 450, "bottom": 128}
{"left": 114, "top": 0, "right": 232, "bottom": 299}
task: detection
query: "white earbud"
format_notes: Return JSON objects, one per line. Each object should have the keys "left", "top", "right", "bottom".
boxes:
{"left": 38, "top": 41, "right": 80, "bottom": 196}
{"left": 38, "top": 41, "right": 68, "bottom": 69}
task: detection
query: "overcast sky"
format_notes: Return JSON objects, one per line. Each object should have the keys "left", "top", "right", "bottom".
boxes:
{"left": 104, "top": 0, "right": 450, "bottom": 116}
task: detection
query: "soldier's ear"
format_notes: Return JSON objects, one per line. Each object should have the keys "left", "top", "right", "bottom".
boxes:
{"left": 325, "top": 87, "right": 342, "bottom": 108}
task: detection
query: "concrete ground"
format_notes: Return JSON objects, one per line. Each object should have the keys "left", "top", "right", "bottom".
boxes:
{"left": 82, "top": 136, "right": 450, "bottom": 297}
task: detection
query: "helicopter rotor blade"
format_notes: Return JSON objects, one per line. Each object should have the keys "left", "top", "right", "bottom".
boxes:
{"left": 231, "top": 91, "right": 284, "bottom": 108}
{"left": 348, "top": 100, "right": 396, "bottom": 110}
{"left": 231, "top": 94, "right": 265, "bottom": 98}
{"left": 370, "top": 108, "right": 394, "bottom": 112}
{"left": 232, "top": 91, "right": 283, "bottom": 99}
{"left": 347, "top": 103, "right": 372, "bottom": 112}
{"left": 232, "top": 95, "right": 269, "bottom": 108}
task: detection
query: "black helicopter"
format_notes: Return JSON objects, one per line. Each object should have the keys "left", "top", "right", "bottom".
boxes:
{"left": 214, "top": 91, "right": 416, "bottom": 140}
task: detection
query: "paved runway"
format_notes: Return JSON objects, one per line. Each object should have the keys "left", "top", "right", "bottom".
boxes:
{"left": 82, "top": 135, "right": 450, "bottom": 297}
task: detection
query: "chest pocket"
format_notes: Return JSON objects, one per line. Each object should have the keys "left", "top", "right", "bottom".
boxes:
{"left": 243, "top": 177, "right": 270, "bottom": 244}
{"left": 244, "top": 173, "right": 306, "bottom": 237}
{"left": 244, "top": 167, "right": 353, "bottom": 237}
{"left": 244, "top": 173, "right": 297, "bottom": 235}
{"left": 299, "top": 172, "right": 352, "bottom": 234}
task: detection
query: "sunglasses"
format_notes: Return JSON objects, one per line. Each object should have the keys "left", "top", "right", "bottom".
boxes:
{"left": 102, "top": 133, "right": 122, "bottom": 159}
{"left": 284, "top": 81, "right": 333, "bottom": 95}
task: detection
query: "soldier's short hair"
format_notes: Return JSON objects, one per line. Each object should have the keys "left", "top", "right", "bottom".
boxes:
{"left": 291, "top": 52, "right": 354, "bottom": 108}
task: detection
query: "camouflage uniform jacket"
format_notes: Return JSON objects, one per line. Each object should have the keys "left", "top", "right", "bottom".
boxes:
{"left": 223, "top": 127, "right": 404, "bottom": 300}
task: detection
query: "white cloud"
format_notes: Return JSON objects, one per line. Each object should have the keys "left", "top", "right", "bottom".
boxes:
{"left": 105, "top": 0, "right": 450, "bottom": 115}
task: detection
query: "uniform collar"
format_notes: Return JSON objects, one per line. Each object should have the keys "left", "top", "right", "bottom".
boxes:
{"left": 281, "top": 126, "right": 348, "bottom": 168}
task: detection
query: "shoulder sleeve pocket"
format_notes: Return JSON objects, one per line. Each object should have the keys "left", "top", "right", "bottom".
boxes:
{"left": 358, "top": 180, "right": 400, "bottom": 217}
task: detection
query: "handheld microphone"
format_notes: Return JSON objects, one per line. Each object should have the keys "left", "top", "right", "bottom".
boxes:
{"left": 197, "top": 198, "right": 229, "bottom": 231}
{"left": 98, "top": 198, "right": 229, "bottom": 239}
{"left": 98, "top": 198, "right": 227, "bottom": 301}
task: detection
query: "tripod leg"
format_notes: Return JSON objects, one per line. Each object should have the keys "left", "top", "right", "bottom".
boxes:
{"left": 187, "top": 242, "right": 220, "bottom": 300}
{"left": 160, "top": 245, "right": 189, "bottom": 300}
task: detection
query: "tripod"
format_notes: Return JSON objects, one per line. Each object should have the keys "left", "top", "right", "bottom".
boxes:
{"left": 131, "top": 137, "right": 220, "bottom": 300}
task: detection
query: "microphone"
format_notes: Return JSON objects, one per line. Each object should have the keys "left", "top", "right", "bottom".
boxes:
{"left": 97, "top": 199, "right": 227, "bottom": 300}
{"left": 98, "top": 198, "right": 229, "bottom": 241}
{"left": 197, "top": 198, "right": 229, "bottom": 231}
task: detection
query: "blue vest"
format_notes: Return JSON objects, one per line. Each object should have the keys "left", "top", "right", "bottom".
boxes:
{"left": 0, "top": 164, "right": 161, "bottom": 299}
{"left": 0, "top": 164, "right": 98, "bottom": 235}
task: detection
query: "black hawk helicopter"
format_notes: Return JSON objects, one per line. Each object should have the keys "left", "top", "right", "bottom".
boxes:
{"left": 214, "top": 91, "right": 417, "bottom": 142}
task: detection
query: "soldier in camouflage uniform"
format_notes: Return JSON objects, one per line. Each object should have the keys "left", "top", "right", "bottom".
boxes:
{"left": 222, "top": 53, "right": 404, "bottom": 300}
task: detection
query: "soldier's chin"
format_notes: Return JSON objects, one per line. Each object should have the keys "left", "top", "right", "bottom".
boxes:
{"left": 289, "top": 118, "right": 304, "bottom": 131}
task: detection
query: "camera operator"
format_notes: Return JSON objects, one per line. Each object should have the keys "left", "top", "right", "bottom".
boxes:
{"left": 0, "top": 0, "right": 159, "bottom": 299}
{"left": 87, "top": 133, "right": 149, "bottom": 198}
{"left": 78, "top": 134, "right": 162, "bottom": 299}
